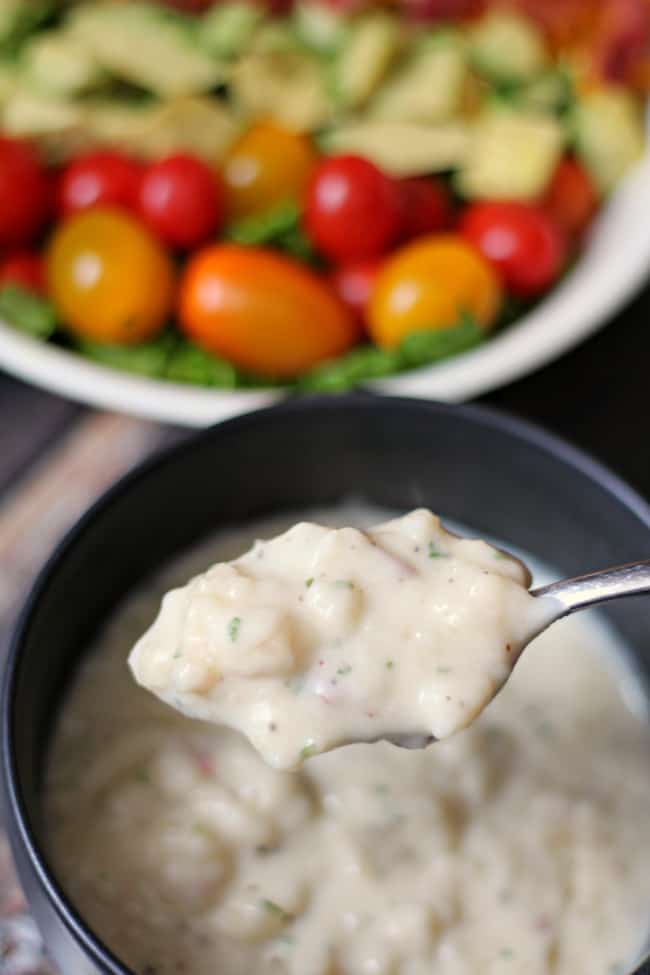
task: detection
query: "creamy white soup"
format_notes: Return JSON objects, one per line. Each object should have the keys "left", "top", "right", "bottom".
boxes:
{"left": 45, "top": 506, "right": 650, "bottom": 975}
{"left": 129, "top": 509, "right": 554, "bottom": 768}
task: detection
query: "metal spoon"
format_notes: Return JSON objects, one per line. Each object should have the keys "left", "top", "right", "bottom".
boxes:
{"left": 388, "top": 558, "right": 650, "bottom": 750}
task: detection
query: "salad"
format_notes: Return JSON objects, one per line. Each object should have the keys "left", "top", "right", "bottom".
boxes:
{"left": 0, "top": 0, "right": 646, "bottom": 392}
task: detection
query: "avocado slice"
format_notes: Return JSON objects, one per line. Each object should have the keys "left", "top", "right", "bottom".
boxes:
{"left": 1, "top": 88, "right": 88, "bottom": 162}
{"left": 23, "top": 31, "right": 105, "bottom": 96}
{"left": 370, "top": 41, "right": 467, "bottom": 124}
{"left": 515, "top": 70, "right": 573, "bottom": 115}
{"left": 293, "top": 2, "right": 348, "bottom": 55}
{"left": 322, "top": 120, "right": 470, "bottom": 175}
{"left": 456, "top": 109, "right": 564, "bottom": 199}
{"left": 67, "top": 2, "right": 227, "bottom": 97}
{"left": 0, "top": 0, "right": 54, "bottom": 51}
{"left": 249, "top": 21, "right": 301, "bottom": 54}
{"left": 470, "top": 11, "right": 547, "bottom": 84}
{"left": 0, "top": 63, "right": 18, "bottom": 105}
{"left": 573, "top": 87, "right": 645, "bottom": 193}
{"left": 334, "top": 12, "right": 401, "bottom": 110}
{"left": 199, "top": 2, "right": 263, "bottom": 59}
{"left": 231, "top": 49, "right": 332, "bottom": 131}
{"left": 85, "top": 96, "right": 241, "bottom": 163}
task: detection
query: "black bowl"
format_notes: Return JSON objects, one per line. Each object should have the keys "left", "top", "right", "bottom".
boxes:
{"left": 3, "top": 394, "right": 650, "bottom": 975}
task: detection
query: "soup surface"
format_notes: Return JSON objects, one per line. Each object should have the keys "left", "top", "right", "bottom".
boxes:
{"left": 129, "top": 509, "right": 551, "bottom": 768}
{"left": 46, "top": 506, "right": 650, "bottom": 975}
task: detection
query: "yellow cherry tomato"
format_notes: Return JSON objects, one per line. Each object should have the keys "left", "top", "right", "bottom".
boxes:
{"left": 46, "top": 208, "right": 175, "bottom": 344}
{"left": 367, "top": 234, "right": 502, "bottom": 349}
{"left": 222, "top": 122, "right": 319, "bottom": 220}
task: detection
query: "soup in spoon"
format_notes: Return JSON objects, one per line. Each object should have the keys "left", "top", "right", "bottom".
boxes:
{"left": 129, "top": 509, "right": 554, "bottom": 769}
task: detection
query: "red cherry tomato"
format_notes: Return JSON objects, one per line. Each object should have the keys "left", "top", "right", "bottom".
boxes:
{"left": 398, "top": 177, "right": 452, "bottom": 241}
{"left": 0, "top": 138, "right": 50, "bottom": 248}
{"left": 304, "top": 155, "right": 401, "bottom": 263}
{"left": 460, "top": 201, "right": 567, "bottom": 298}
{"left": 542, "top": 157, "right": 599, "bottom": 242}
{"left": 0, "top": 252, "right": 45, "bottom": 293}
{"left": 57, "top": 151, "right": 143, "bottom": 218}
{"left": 136, "top": 154, "right": 225, "bottom": 250}
{"left": 330, "top": 260, "right": 380, "bottom": 325}
{"left": 596, "top": 0, "right": 650, "bottom": 84}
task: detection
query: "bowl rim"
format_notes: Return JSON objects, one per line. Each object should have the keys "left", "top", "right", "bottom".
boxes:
{"left": 4, "top": 393, "right": 650, "bottom": 975}
{"left": 0, "top": 147, "right": 649, "bottom": 426}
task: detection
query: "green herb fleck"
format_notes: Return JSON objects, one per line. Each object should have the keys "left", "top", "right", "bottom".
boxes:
{"left": 305, "top": 577, "right": 315, "bottom": 588}
{"left": 134, "top": 768, "right": 151, "bottom": 785}
{"left": 428, "top": 542, "right": 446, "bottom": 559}
{"left": 276, "top": 934, "right": 296, "bottom": 946}
{"left": 261, "top": 899, "right": 293, "bottom": 922}
{"left": 436, "top": 665, "right": 452, "bottom": 674}
{"left": 192, "top": 822, "right": 212, "bottom": 838}
{"left": 228, "top": 616, "right": 242, "bottom": 642}
{"left": 374, "top": 783, "right": 390, "bottom": 796}
{"left": 173, "top": 649, "right": 183, "bottom": 660}
{"left": 493, "top": 551, "right": 507, "bottom": 561}
{"left": 337, "top": 664, "right": 352, "bottom": 676}
{"left": 499, "top": 947, "right": 515, "bottom": 961}
{"left": 284, "top": 676, "right": 304, "bottom": 694}
{"left": 334, "top": 579, "right": 354, "bottom": 589}
{"left": 386, "top": 660, "right": 395, "bottom": 670}
{"left": 300, "top": 740, "right": 317, "bottom": 760}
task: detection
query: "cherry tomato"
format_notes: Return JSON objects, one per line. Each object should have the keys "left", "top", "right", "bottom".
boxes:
{"left": 223, "top": 122, "right": 318, "bottom": 220}
{"left": 136, "top": 154, "right": 225, "bottom": 250}
{"left": 46, "top": 208, "right": 175, "bottom": 344}
{"left": 304, "top": 155, "right": 401, "bottom": 263}
{"left": 367, "top": 234, "right": 502, "bottom": 348}
{"left": 57, "top": 151, "right": 143, "bottom": 218}
{"left": 0, "top": 138, "right": 50, "bottom": 248}
{"left": 0, "top": 252, "right": 45, "bottom": 293}
{"left": 460, "top": 201, "right": 567, "bottom": 298}
{"left": 330, "top": 260, "right": 380, "bottom": 325}
{"left": 398, "top": 177, "right": 452, "bottom": 241}
{"left": 542, "top": 157, "right": 599, "bottom": 242}
{"left": 601, "top": 0, "right": 650, "bottom": 84}
{"left": 178, "top": 245, "right": 358, "bottom": 377}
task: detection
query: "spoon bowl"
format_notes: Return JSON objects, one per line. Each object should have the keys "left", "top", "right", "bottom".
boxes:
{"left": 384, "top": 559, "right": 650, "bottom": 750}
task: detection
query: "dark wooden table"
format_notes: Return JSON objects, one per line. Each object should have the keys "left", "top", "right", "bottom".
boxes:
{"left": 0, "top": 279, "right": 649, "bottom": 972}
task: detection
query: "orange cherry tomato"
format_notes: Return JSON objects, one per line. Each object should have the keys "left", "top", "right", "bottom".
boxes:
{"left": 367, "top": 235, "right": 502, "bottom": 349}
{"left": 222, "top": 122, "right": 319, "bottom": 220}
{"left": 178, "top": 245, "right": 359, "bottom": 377}
{"left": 46, "top": 208, "right": 175, "bottom": 344}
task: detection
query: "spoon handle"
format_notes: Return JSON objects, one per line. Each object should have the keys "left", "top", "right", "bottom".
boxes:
{"left": 531, "top": 560, "right": 650, "bottom": 616}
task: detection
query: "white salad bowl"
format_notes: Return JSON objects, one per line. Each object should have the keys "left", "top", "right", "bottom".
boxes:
{"left": 0, "top": 149, "right": 649, "bottom": 426}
